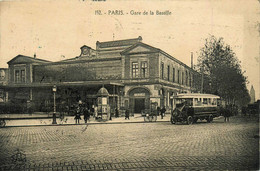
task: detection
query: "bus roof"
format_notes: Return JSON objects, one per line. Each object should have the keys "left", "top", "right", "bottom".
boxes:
{"left": 173, "top": 93, "right": 220, "bottom": 99}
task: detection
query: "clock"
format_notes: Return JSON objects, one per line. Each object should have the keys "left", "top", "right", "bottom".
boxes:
{"left": 82, "top": 48, "right": 90, "bottom": 56}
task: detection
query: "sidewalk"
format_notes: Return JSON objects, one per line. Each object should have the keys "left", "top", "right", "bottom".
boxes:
{"left": 1, "top": 113, "right": 255, "bottom": 127}
{"left": 0, "top": 114, "right": 171, "bottom": 127}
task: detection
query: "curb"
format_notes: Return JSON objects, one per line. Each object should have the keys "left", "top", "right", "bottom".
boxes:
{"left": 2, "top": 120, "right": 170, "bottom": 128}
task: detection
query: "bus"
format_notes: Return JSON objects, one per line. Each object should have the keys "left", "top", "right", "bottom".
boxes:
{"left": 171, "top": 93, "right": 221, "bottom": 125}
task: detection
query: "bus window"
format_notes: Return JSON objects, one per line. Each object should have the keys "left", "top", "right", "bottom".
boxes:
{"left": 203, "top": 98, "right": 208, "bottom": 105}
{"left": 212, "top": 98, "right": 217, "bottom": 105}
{"left": 175, "top": 98, "right": 193, "bottom": 106}
{"left": 208, "top": 98, "right": 211, "bottom": 105}
{"left": 185, "top": 98, "right": 193, "bottom": 106}
{"left": 195, "top": 98, "right": 202, "bottom": 106}
{"left": 175, "top": 99, "right": 183, "bottom": 105}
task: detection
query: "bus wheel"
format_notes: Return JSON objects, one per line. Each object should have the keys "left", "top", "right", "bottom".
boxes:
{"left": 207, "top": 115, "right": 213, "bottom": 123}
{"left": 187, "top": 116, "right": 193, "bottom": 125}
{"left": 170, "top": 117, "right": 176, "bottom": 124}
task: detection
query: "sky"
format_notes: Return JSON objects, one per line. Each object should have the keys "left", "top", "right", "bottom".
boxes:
{"left": 0, "top": 0, "right": 259, "bottom": 99}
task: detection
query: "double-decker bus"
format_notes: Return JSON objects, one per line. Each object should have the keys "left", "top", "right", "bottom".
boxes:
{"left": 171, "top": 93, "right": 221, "bottom": 125}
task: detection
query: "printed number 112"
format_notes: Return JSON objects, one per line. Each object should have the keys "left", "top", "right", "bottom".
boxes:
{"left": 95, "top": 10, "right": 102, "bottom": 15}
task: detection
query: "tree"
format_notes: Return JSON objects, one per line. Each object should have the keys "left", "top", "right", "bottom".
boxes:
{"left": 196, "top": 35, "right": 250, "bottom": 106}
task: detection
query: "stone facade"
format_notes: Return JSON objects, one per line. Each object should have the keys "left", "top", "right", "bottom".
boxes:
{"left": 1, "top": 37, "right": 201, "bottom": 114}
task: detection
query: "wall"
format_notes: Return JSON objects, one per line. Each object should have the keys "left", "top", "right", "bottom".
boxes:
{"left": 159, "top": 52, "right": 195, "bottom": 91}
{"left": 123, "top": 53, "right": 159, "bottom": 81}
{"left": 33, "top": 59, "right": 122, "bottom": 83}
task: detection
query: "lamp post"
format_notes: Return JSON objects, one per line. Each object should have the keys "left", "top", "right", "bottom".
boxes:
{"left": 52, "top": 85, "right": 57, "bottom": 124}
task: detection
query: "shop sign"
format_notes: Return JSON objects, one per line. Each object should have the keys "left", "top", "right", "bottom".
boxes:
{"left": 134, "top": 93, "right": 145, "bottom": 97}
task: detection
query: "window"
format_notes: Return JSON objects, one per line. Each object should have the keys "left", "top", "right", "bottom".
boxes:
{"left": 186, "top": 71, "right": 188, "bottom": 86}
{"left": 161, "top": 62, "right": 164, "bottom": 79}
{"left": 172, "top": 68, "right": 175, "bottom": 82}
{"left": 167, "top": 66, "right": 170, "bottom": 81}
{"left": 15, "top": 70, "right": 20, "bottom": 83}
{"left": 191, "top": 74, "right": 194, "bottom": 87}
{"left": 203, "top": 98, "right": 208, "bottom": 105}
{"left": 177, "top": 70, "right": 180, "bottom": 83}
{"left": 208, "top": 98, "right": 211, "bottom": 105}
{"left": 212, "top": 98, "right": 217, "bottom": 105}
{"left": 182, "top": 72, "right": 184, "bottom": 85}
{"left": 141, "top": 61, "right": 148, "bottom": 78}
{"left": 132, "top": 62, "right": 139, "bottom": 78}
{"left": 185, "top": 98, "right": 193, "bottom": 106}
{"left": 189, "top": 72, "right": 191, "bottom": 86}
{"left": 195, "top": 98, "right": 202, "bottom": 106}
{"left": 21, "top": 69, "right": 25, "bottom": 83}
{"left": 14, "top": 69, "right": 26, "bottom": 83}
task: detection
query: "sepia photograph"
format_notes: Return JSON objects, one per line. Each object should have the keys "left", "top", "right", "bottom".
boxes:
{"left": 0, "top": 0, "right": 259, "bottom": 170}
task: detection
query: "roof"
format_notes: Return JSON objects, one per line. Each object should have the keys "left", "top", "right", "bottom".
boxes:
{"left": 120, "top": 42, "right": 160, "bottom": 55}
{"left": 97, "top": 87, "right": 110, "bottom": 96}
{"left": 121, "top": 41, "right": 196, "bottom": 72}
{"left": 173, "top": 93, "right": 220, "bottom": 99}
{"left": 80, "top": 45, "right": 92, "bottom": 49}
{"left": 96, "top": 36, "right": 142, "bottom": 49}
{"left": 7, "top": 55, "right": 50, "bottom": 65}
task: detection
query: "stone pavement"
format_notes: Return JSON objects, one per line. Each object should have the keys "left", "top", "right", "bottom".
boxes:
{"left": 0, "top": 116, "right": 259, "bottom": 170}
{"left": 1, "top": 114, "right": 170, "bottom": 127}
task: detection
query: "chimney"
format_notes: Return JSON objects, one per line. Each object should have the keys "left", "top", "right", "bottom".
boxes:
{"left": 34, "top": 53, "right": 36, "bottom": 59}
{"left": 191, "top": 52, "right": 193, "bottom": 69}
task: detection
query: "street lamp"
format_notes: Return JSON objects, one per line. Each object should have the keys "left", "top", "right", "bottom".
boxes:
{"left": 52, "top": 85, "right": 57, "bottom": 124}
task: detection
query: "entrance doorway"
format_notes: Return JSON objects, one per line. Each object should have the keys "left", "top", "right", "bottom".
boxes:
{"left": 128, "top": 87, "right": 151, "bottom": 114}
{"left": 134, "top": 98, "right": 145, "bottom": 113}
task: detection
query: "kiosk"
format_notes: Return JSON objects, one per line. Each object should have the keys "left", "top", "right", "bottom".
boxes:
{"left": 97, "top": 87, "right": 110, "bottom": 120}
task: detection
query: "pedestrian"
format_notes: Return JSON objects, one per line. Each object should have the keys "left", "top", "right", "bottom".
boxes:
{"left": 125, "top": 109, "right": 130, "bottom": 120}
{"left": 83, "top": 107, "right": 90, "bottom": 124}
{"left": 115, "top": 108, "right": 119, "bottom": 118}
{"left": 74, "top": 107, "right": 81, "bottom": 124}
{"left": 242, "top": 107, "right": 247, "bottom": 117}
{"left": 157, "top": 106, "right": 161, "bottom": 116}
{"left": 161, "top": 106, "right": 166, "bottom": 119}
{"left": 224, "top": 106, "right": 231, "bottom": 122}
{"left": 59, "top": 101, "right": 66, "bottom": 124}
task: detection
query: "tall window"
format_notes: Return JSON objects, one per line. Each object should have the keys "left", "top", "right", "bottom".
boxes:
{"left": 177, "top": 70, "right": 180, "bottom": 83}
{"left": 182, "top": 72, "right": 184, "bottom": 85}
{"left": 132, "top": 62, "right": 139, "bottom": 78}
{"left": 141, "top": 61, "right": 148, "bottom": 78}
{"left": 161, "top": 62, "right": 164, "bottom": 79}
{"left": 185, "top": 71, "right": 188, "bottom": 86}
{"left": 189, "top": 73, "right": 192, "bottom": 87}
{"left": 15, "top": 70, "right": 20, "bottom": 83}
{"left": 172, "top": 68, "right": 175, "bottom": 82}
{"left": 21, "top": 69, "right": 25, "bottom": 83}
{"left": 14, "top": 69, "right": 26, "bottom": 83}
{"left": 167, "top": 66, "right": 170, "bottom": 81}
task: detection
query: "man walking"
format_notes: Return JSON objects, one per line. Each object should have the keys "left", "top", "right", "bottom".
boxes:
{"left": 125, "top": 109, "right": 130, "bottom": 120}
{"left": 161, "top": 106, "right": 166, "bottom": 119}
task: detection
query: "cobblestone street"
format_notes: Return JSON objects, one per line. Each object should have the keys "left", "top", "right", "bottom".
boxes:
{"left": 0, "top": 117, "right": 259, "bottom": 170}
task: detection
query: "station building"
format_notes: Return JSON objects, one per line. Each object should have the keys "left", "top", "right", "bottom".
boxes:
{"left": 1, "top": 36, "right": 202, "bottom": 114}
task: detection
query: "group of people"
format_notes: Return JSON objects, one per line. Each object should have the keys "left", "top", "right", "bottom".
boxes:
{"left": 74, "top": 105, "right": 93, "bottom": 124}
{"left": 157, "top": 106, "right": 166, "bottom": 119}
{"left": 73, "top": 103, "right": 169, "bottom": 123}
{"left": 220, "top": 105, "right": 234, "bottom": 122}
